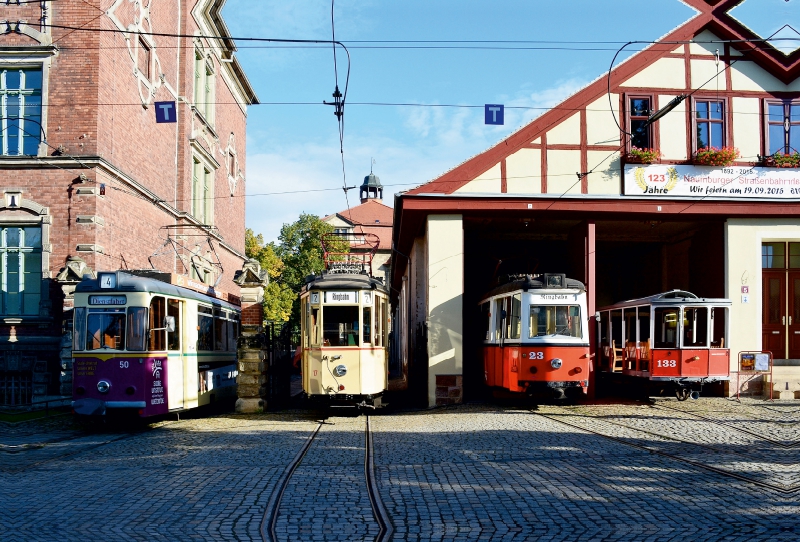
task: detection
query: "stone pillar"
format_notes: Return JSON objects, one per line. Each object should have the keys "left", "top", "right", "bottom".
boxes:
{"left": 54, "top": 256, "right": 95, "bottom": 396}
{"left": 233, "top": 259, "right": 269, "bottom": 413}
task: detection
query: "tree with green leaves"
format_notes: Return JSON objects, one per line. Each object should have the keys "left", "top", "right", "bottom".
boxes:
{"left": 244, "top": 228, "right": 294, "bottom": 323}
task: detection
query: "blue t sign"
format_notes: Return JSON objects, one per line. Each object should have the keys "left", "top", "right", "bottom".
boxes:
{"left": 154, "top": 101, "right": 177, "bottom": 123}
{"left": 485, "top": 104, "right": 504, "bottom": 125}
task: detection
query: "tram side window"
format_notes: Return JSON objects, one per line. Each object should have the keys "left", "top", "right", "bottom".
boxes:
{"left": 214, "top": 309, "right": 227, "bottom": 351}
{"left": 73, "top": 307, "right": 86, "bottom": 350}
{"left": 323, "top": 305, "right": 359, "bottom": 346}
{"left": 148, "top": 296, "right": 166, "bottom": 351}
{"left": 167, "top": 299, "right": 181, "bottom": 351}
{"left": 310, "top": 306, "right": 320, "bottom": 346}
{"left": 198, "top": 306, "right": 213, "bottom": 351}
{"left": 654, "top": 308, "right": 679, "bottom": 348}
{"left": 363, "top": 306, "right": 372, "bottom": 344}
{"left": 529, "top": 305, "right": 582, "bottom": 337}
{"left": 87, "top": 309, "right": 126, "bottom": 350}
{"left": 127, "top": 307, "right": 147, "bottom": 351}
{"left": 711, "top": 307, "right": 727, "bottom": 347}
{"left": 638, "top": 307, "right": 651, "bottom": 345}
{"left": 494, "top": 298, "right": 505, "bottom": 340}
{"left": 375, "top": 299, "right": 383, "bottom": 347}
{"left": 623, "top": 308, "right": 637, "bottom": 345}
{"left": 480, "top": 302, "right": 491, "bottom": 341}
{"left": 683, "top": 307, "right": 708, "bottom": 347}
{"left": 227, "top": 315, "right": 238, "bottom": 351}
{"left": 508, "top": 294, "right": 521, "bottom": 340}
{"left": 611, "top": 310, "right": 622, "bottom": 347}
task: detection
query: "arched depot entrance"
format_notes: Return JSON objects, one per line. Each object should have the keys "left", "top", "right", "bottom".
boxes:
{"left": 461, "top": 215, "right": 725, "bottom": 401}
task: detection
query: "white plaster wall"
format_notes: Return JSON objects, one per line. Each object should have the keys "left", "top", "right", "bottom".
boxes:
{"left": 658, "top": 95, "right": 688, "bottom": 160}
{"left": 586, "top": 152, "right": 621, "bottom": 194}
{"left": 547, "top": 112, "right": 580, "bottom": 145}
{"left": 506, "top": 148, "right": 541, "bottom": 194}
{"left": 546, "top": 149, "right": 581, "bottom": 195}
{"left": 691, "top": 59, "right": 727, "bottom": 90}
{"left": 689, "top": 30, "right": 722, "bottom": 56}
{"left": 789, "top": 78, "right": 800, "bottom": 92}
{"left": 586, "top": 95, "right": 620, "bottom": 146}
{"left": 531, "top": 137, "right": 541, "bottom": 145}
{"left": 732, "top": 97, "right": 761, "bottom": 161}
{"left": 455, "top": 163, "right": 501, "bottom": 193}
{"left": 621, "top": 58, "right": 686, "bottom": 89}
{"left": 426, "top": 215, "right": 463, "bottom": 406}
{"left": 730, "top": 61, "right": 786, "bottom": 92}
{"left": 323, "top": 215, "right": 351, "bottom": 228}
{"left": 726, "top": 219, "right": 800, "bottom": 372}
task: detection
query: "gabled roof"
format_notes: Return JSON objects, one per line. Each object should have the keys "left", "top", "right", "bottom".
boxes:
{"left": 325, "top": 199, "right": 394, "bottom": 227}
{"left": 405, "top": 0, "right": 799, "bottom": 197}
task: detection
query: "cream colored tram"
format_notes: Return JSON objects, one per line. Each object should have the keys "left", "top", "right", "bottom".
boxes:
{"left": 300, "top": 272, "right": 390, "bottom": 407}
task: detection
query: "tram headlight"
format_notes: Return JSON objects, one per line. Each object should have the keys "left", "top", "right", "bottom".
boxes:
{"left": 97, "top": 380, "right": 111, "bottom": 394}
{"left": 550, "top": 358, "right": 563, "bottom": 369}
{"left": 333, "top": 364, "right": 347, "bottom": 377}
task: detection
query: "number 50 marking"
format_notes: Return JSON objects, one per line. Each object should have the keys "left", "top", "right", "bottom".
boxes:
{"left": 119, "top": 360, "right": 129, "bottom": 369}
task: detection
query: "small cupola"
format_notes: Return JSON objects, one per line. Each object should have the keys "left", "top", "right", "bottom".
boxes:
{"left": 360, "top": 167, "right": 383, "bottom": 203}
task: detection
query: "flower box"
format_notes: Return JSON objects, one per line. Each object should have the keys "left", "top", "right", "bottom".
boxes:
{"left": 762, "top": 153, "right": 800, "bottom": 168}
{"left": 625, "top": 147, "right": 661, "bottom": 164}
{"left": 693, "top": 146, "right": 740, "bottom": 167}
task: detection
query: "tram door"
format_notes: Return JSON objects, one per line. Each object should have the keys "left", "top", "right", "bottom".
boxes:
{"left": 166, "top": 298, "right": 184, "bottom": 409}
{"left": 761, "top": 243, "right": 800, "bottom": 359}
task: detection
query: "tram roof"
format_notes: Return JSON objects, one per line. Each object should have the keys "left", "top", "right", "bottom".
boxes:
{"left": 599, "top": 289, "right": 732, "bottom": 310}
{"left": 302, "top": 272, "right": 389, "bottom": 294}
{"left": 481, "top": 274, "right": 585, "bottom": 300}
{"left": 75, "top": 271, "right": 241, "bottom": 311}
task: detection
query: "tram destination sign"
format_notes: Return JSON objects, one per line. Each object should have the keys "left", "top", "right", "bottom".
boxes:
{"left": 623, "top": 165, "right": 800, "bottom": 200}
{"left": 325, "top": 291, "right": 358, "bottom": 304}
{"left": 89, "top": 295, "right": 126, "bottom": 305}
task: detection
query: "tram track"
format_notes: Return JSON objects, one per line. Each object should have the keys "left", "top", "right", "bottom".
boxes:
{"left": 653, "top": 403, "right": 800, "bottom": 448}
{"left": 532, "top": 409, "right": 800, "bottom": 494}
{"left": 261, "top": 414, "right": 392, "bottom": 542}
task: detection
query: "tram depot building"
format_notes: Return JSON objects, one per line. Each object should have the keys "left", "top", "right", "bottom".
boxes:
{"left": 0, "top": 0, "right": 256, "bottom": 406}
{"left": 390, "top": 1, "right": 800, "bottom": 407}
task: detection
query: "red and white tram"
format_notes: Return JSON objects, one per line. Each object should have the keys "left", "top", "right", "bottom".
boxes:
{"left": 596, "top": 290, "right": 731, "bottom": 400}
{"left": 480, "top": 274, "right": 590, "bottom": 399}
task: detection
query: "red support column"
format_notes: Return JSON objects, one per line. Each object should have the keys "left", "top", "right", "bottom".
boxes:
{"left": 586, "top": 221, "right": 597, "bottom": 400}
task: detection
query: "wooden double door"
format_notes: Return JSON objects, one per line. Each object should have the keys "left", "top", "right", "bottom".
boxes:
{"left": 762, "top": 271, "right": 800, "bottom": 359}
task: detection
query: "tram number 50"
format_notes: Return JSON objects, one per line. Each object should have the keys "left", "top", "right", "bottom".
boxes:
{"left": 119, "top": 361, "right": 129, "bottom": 369}
{"left": 656, "top": 359, "right": 677, "bottom": 368}
{"left": 528, "top": 352, "right": 544, "bottom": 360}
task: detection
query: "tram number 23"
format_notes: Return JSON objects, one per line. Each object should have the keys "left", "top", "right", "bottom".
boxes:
{"left": 656, "top": 359, "right": 677, "bottom": 368}
{"left": 528, "top": 352, "right": 545, "bottom": 360}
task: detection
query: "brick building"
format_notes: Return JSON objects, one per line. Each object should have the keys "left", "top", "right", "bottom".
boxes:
{"left": 0, "top": 0, "right": 257, "bottom": 405}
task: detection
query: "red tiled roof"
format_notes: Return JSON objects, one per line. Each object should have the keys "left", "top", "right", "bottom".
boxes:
{"left": 323, "top": 199, "right": 394, "bottom": 250}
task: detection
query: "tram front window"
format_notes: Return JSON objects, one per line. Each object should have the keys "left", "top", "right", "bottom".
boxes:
{"left": 529, "top": 305, "right": 582, "bottom": 338}
{"left": 86, "top": 309, "right": 126, "bottom": 350}
{"left": 654, "top": 308, "right": 679, "bottom": 348}
{"left": 323, "top": 305, "right": 359, "bottom": 346}
{"left": 683, "top": 307, "right": 708, "bottom": 347}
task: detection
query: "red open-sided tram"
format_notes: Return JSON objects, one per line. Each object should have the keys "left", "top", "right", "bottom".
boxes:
{"left": 597, "top": 290, "right": 731, "bottom": 400}
{"left": 480, "top": 274, "right": 590, "bottom": 400}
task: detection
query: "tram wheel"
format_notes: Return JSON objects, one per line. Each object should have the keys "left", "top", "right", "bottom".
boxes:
{"left": 675, "top": 387, "right": 690, "bottom": 401}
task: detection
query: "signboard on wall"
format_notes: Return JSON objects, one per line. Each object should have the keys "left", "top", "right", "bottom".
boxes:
{"left": 623, "top": 165, "right": 800, "bottom": 200}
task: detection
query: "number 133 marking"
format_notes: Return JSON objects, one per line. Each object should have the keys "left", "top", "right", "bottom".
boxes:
{"left": 657, "top": 359, "right": 677, "bottom": 368}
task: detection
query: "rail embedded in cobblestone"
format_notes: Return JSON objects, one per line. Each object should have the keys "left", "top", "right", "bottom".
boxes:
{"left": 533, "top": 408, "right": 800, "bottom": 495}
{"left": 365, "top": 416, "right": 392, "bottom": 542}
{"left": 262, "top": 421, "right": 323, "bottom": 542}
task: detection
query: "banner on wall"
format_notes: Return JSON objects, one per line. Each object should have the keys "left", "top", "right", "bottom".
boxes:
{"left": 623, "top": 164, "right": 800, "bottom": 200}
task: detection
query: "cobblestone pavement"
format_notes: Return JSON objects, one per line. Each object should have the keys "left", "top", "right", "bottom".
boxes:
{"left": 2, "top": 398, "right": 799, "bottom": 541}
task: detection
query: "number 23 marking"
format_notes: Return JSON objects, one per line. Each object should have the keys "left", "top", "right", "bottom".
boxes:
{"left": 528, "top": 352, "right": 544, "bottom": 360}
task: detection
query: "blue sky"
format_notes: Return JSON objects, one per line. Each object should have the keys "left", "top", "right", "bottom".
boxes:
{"left": 220, "top": 0, "right": 702, "bottom": 241}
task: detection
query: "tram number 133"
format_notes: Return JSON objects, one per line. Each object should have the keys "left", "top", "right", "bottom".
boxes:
{"left": 528, "top": 352, "right": 544, "bottom": 360}
{"left": 656, "top": 359, "right": 677, "bottom": 368}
